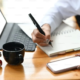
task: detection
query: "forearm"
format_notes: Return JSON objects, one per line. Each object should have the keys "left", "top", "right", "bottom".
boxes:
{"left": 40, "top": 5, "right": 63, "bottom": 33}
{"left": 40, "top": 0, "right": 80, "bottom": 33}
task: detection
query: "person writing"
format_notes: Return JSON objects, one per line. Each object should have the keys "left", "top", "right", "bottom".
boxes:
{"left": 32, "top": 0, "right": 80, "bottom": 46}
{"left": 31, "top": 0, "right": 80, "bottom": 66}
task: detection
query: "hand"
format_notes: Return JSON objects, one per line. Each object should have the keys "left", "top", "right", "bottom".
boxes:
{"left": 75, "top": 53, "right": 80, "bottom": 69}
{"left": 31, "top": 24, "right": 51, "bottom": 46}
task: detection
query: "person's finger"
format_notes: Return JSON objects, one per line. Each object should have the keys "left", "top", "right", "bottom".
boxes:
{"left": 50, "top": 40, "right": 53, "bottom": 42}
{"left": 42, "top": 27, "right": 51, "bottom": 39}
{"left": 32, "top": 29, "right": 46, "bottom": 39}
{"left": 45, "top": 30, "right": 51, "bottom": 40}
{"left": 32, "top": 33, "right": 46, "bottom": 43}
{"left": 42, "top": 25, "right": 51, "bottom": 45}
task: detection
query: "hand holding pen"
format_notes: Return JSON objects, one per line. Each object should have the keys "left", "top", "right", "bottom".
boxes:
{"left": 28, "top": 13, "right": 52, "bottom": 47}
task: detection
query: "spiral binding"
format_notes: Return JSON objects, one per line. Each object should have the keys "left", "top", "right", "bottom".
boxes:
{"left": 52, "top": 29, "right": 76, "bottom": 36}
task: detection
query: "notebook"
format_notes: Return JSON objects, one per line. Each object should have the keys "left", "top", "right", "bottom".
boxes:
{"left": 38, "top": 22, "right": 80, "bottom": 57}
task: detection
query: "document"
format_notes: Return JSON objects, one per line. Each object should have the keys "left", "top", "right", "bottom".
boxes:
{"left": 38, "top": 22, "right": 80, "bottom": 56}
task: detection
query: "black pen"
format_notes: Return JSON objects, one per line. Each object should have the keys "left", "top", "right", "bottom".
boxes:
{"left": 28, "top": 13, "right": 52, "bottom": 47}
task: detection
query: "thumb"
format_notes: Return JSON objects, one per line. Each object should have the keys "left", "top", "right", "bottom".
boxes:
{"left": 42, "top": 24, "right": 51, "bottom": 40}
{"left": 44, "top": 30, "right": 51, "bottom": 40}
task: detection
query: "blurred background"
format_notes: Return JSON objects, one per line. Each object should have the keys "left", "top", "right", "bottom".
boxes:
{"left": 0, "top": 0, "right": 58, "bottom": 23}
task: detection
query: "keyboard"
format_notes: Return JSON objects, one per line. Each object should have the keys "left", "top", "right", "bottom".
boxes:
{"left": 7, "top": 24, "right": 36, "bottom": 51}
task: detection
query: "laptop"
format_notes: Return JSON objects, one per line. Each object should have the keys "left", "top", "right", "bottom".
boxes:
{"left": 0, "top": 10, "right": 36, "bottom": 51}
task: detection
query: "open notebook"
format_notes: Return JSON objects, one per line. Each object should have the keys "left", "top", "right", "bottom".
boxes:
{"left": 38, "top": 22, "right": 80, "bottom": 57}
{"left": 18, "top": 19, "right": 80, "bottom": 57}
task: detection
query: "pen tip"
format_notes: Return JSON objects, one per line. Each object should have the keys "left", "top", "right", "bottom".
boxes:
{"left": 49, "top": 41, "right": 53, "bottom": 47}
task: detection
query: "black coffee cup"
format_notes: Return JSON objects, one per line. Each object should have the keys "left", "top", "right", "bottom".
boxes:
{"left": 3, "top": 42, "right": 25, "bottom": 65}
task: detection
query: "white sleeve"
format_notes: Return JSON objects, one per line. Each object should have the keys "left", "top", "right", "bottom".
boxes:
{"left": 40, "top": 0, "right": 80, "bottom": 33}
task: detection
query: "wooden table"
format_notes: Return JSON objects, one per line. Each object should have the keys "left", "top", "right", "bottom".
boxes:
{"left": 0, "top": 0, "right": 80, "bottom": 80}
{"left": 0, "top": 19, "right": 80, "bottom": 80}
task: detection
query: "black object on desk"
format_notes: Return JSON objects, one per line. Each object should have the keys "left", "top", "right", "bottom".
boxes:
{"left": 3, "top": 42, "right": 25, "bottom": 65}
{"left": 29, "top": 13, "right": 45, "bottom": 35}
{"left": 75, "top": 15, "right": 80, "bottom": 27}
{"left": 28, "top": 13, "right": 52, "bottom": 46}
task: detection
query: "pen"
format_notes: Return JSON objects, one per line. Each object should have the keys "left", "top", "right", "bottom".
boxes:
{"left": 28, "top": 13, "right": 52, "bottom": 47}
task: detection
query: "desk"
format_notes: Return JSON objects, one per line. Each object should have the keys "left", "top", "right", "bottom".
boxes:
{"left": 1, "top": 46, "right": 80, "bottom": 80}
{"left": 0, "top": 24, "right": 80, "bottom": 80}
{"left": 0, "top": 0, "right": 80, "bottom": 80}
